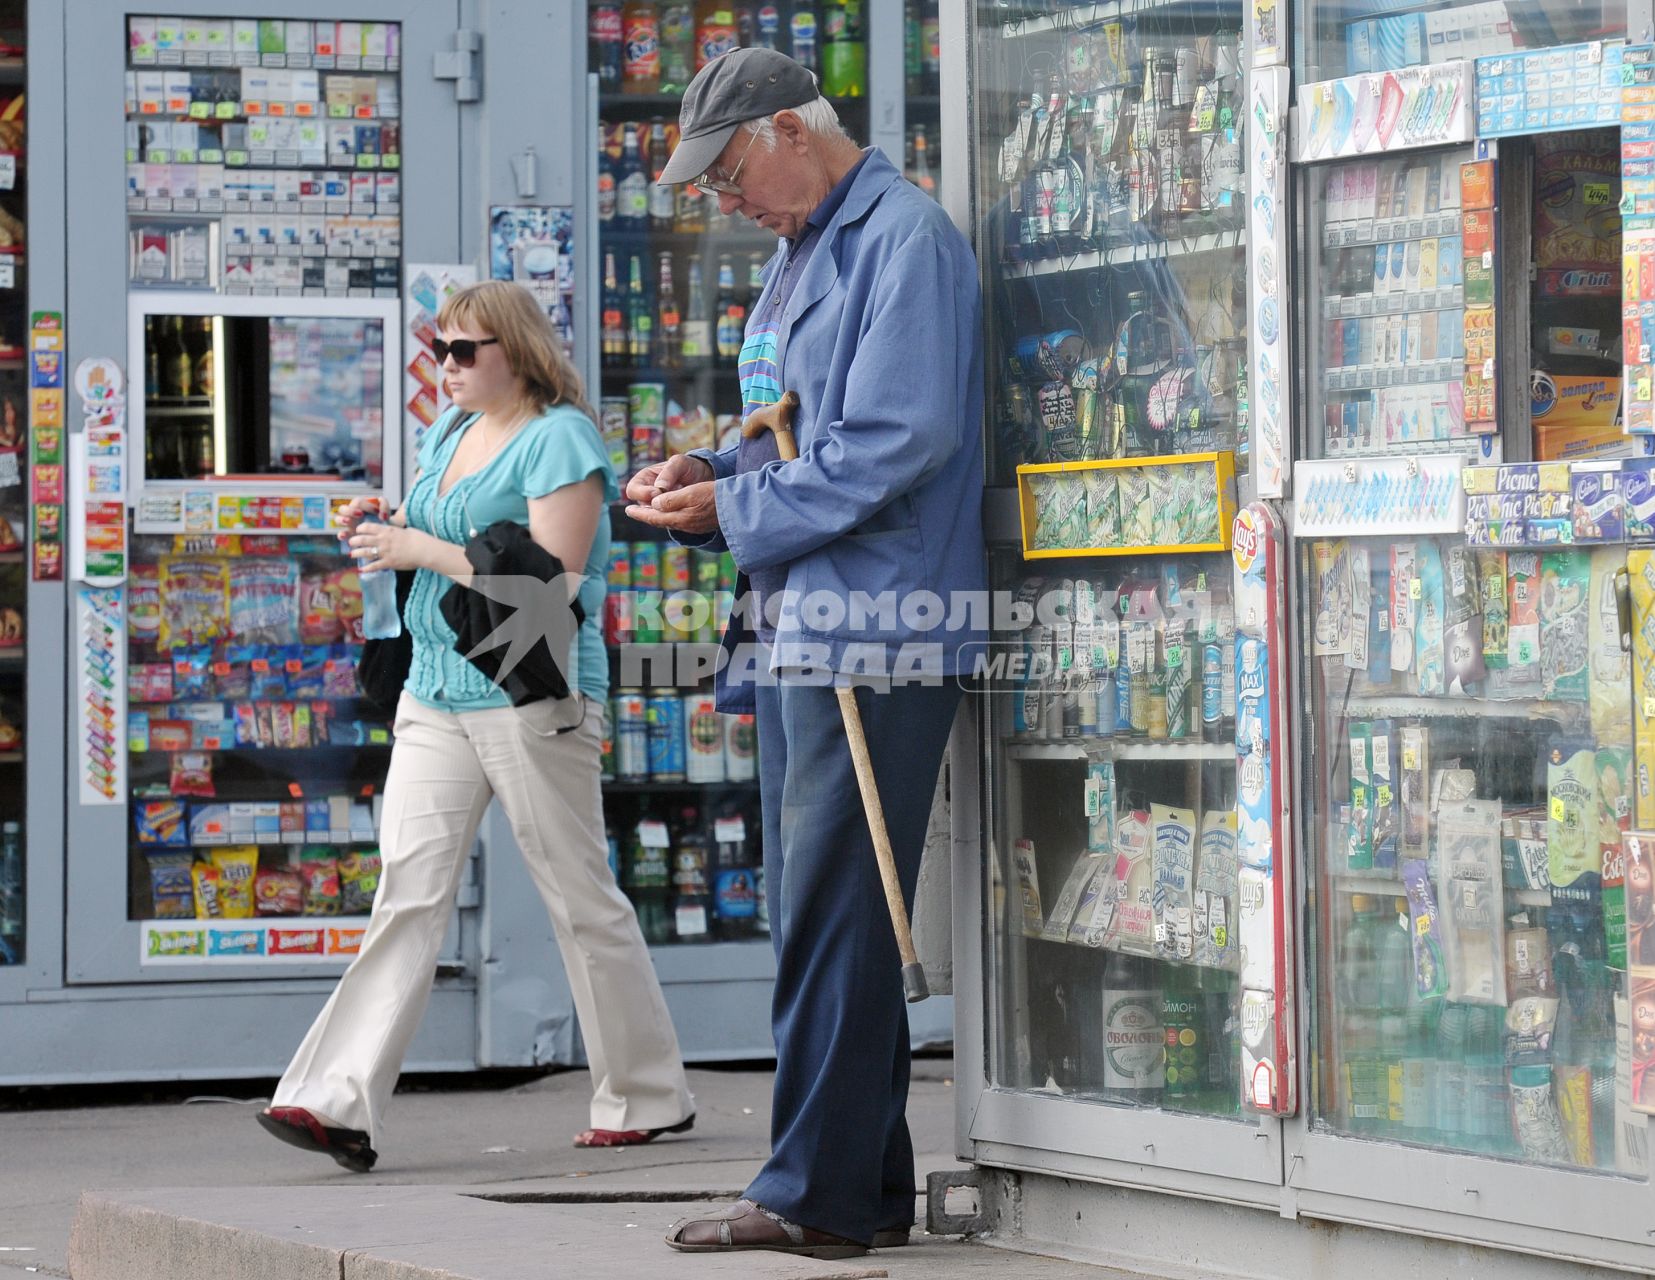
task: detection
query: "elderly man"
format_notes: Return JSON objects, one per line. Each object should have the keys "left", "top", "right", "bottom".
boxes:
{"left": 624, "top": 48, "right": 985, "bottom": 1259}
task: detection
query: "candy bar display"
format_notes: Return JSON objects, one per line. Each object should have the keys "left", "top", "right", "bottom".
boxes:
{"left": 124, "top": 16, "right": 401, "bottom": 298}
{"left": 125, "top": 533, "right": 391, "bottom": 932}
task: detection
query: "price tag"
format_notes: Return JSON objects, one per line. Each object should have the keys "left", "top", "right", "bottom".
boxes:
{"left": 1551, "top": 795, "right": 1567, "bottom": 822}
{"left": 1403, "top": 747, "right": 1419, "bottom": 770}
{"left": 188, "top": 101, "right": 210, "bottom": 119}
{"left": 713, "top": 816, "right": 746, "bottom": 842}
{"left": 1410, "top": 577, "right": 1423, "bottom": 600}
{"left": 215, "top": 101, "right": 239, "bottom": 119}
{"left": 1084, "top": 774, "right": 1101, "bottom": 818}
{"left": 639, "top": 819, "right": 671, "bottom": 849}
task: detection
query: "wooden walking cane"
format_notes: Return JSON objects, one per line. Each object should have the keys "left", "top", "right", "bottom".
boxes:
{"left": 741, "top": 391, "right": 930, "bottom": 1003}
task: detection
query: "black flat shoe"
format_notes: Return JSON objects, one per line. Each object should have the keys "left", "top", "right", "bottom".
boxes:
{"left": 257, "top": 1106, "right": 378, "bottom": 1173}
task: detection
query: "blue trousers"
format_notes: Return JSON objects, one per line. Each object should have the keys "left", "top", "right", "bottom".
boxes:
{"left": 745, "top": 677, "right": 962, "bottom": 1245}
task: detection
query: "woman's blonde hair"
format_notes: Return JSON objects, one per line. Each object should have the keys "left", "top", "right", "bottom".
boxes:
{"left": 436, "top": 280, "right": 594, "bottom": 421}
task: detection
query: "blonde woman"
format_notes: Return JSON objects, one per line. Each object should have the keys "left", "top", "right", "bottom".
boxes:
{"left": 258, "top": 282, "right": 694, "bottom": 1169}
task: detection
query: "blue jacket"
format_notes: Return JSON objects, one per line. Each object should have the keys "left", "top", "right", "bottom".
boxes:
{"left": 684, "top": 149, "right": 987, "bottom": 712}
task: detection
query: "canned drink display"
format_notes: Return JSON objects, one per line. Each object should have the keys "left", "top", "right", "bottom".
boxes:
{"left": 599, "top": 396, "right": 630, "bottom": 478}
{"left": 684, "top": 693, "right": 725, "bottom": 783}
{"left": 724, "top": 712, "right": 757, "bottom": 781}
{"left": 661, "top": 545, "right": 691, "bottom": 590}
{"left": 646, "top": 687, "right": 687, "bottom": 781}
{"left": 614, "top": 690, "right": 649, "bottom": 781}
{"left": 660, "top": 545, "right": 694, "bottom": 640}
{"left": 631, "top": 541, "right": 660, "bottom": 590}
{"left": 606, "top": 542, "right": 632, "bottom": 587}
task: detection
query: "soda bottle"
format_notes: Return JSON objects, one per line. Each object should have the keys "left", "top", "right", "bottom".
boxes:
{"left": 694, "top": 2, "right": 739, "bottom": 70}
{"left": 648, "top": 118, "right": 676, "bottom": 231}
{"left": 754, "top": 2, "right": 782, "bottom": 50}
{"left": 820, "top": 0, "right": 864, "bottom": 97}
{"left": 789, "top": 2, "right": 819, "bottom": 72}
{"left": 626, "top": 254, "right": 653, "bottom": 367}
{"left": 921, "top": 0, "right": 940, "bottom": 96}
{"left": 1160, "top": 964, "right": 1205, "bottom": 1108}
{"left": 601, "top": 250, "right": 627, "bottom": 368}
{"left": 736, "top": 3, "right": 757, "bottom": 46}
{"left": 621, "top": 1, "right": 661, "bottom": 94}
{"left": 654, "top": 252, "right": 682, "bottom": 370}
{"left": 711, "top": 806, "right": 759, "bottom": 939}
{"left": 680, "top": 255, "right": 712, "bottom": 368}
{"left": 910, "top": 125, "right": 936, "bottom": 199}
{"left": 714, "top": 254, "right": 745, "bottom": 366}
{"left": 596, "top": 121, "right": 617, "bottom": 226}
{"left": 591, "top": 4, "right": 624, "bottom": 88}
{"left": 627, "top": 813, "right": 674, "bottom": 945}
{"left": 357, "top": 518, "right": 402, "bottom": 640}
{"left": 615, "top": 123, "right": 649, "bottom": 233}
{"left": 659, "top": 3, "right": 696, "bottom": 93}
{"left": 1101, "top": 950, "right": 1164, "bottom": 1104}
{"left": 672, "top": 806, "right": 711, "bottom": 942}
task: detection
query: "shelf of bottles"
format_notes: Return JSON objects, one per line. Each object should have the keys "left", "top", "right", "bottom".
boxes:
{"left": 125, "top": 532, "right": 394, "bottom": 933}
{"left": 124, "top": 15, "right": 403, "bottom": 298}
{"left": 987, "top": 555, "right": 1244, "bottom": 1116}
{"left": 0, "top": 0, "right": 22, "bottom": 966}
{"left": 592, "top": 5, "right": 873, "bottom": 946}
{"left": 1301, "top": 532, "right": 1648, "bottom": 1175}
{"left": 975, "top": 4, "right": 1249, "bottom": 490}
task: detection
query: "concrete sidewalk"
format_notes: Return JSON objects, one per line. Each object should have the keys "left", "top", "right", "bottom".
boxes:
{"left": 1, "top": 1058, "right": 1142, "bottom": 1280}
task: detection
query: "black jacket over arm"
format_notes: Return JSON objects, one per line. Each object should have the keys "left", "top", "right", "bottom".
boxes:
{"left": 438, "top": 520, "right": 587, "bottom": 708}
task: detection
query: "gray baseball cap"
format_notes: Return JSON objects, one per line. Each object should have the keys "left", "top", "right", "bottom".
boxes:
{"left": 657, "top": 47, "right": 819, "bottom": 186}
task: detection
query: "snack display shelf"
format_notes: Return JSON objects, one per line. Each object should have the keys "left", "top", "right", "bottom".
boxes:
{"left": 1329, "top": 872, "right": 1552, "bottom": 907}
{"left": 1323, "top": 212, "right": 1464, "bottom": 248}
{"left": 1342, "top": 693, "right": 1593, "bottom": 727}
{"left": 1321, "top": 289, "right": 1465, "bottom": 318}
{"left": 132, "top": 110, "right": 400, "bottom": 126}
{"left": 996, "top": 0, "right": 1219, "bottom": 35}
{"left": 1005, "top": 230, "right": 1245, "bottom": 279}
{"left": 130, "top": 744, "right": 390, "bottom": 756}
{"left": 139, "top": 916, "right": 371, "bottom": 965}
{"left": 1006, "top": 740, "right": 1233, "bottom": 762}
{"left": 602, "top": 780, "right": 761, "bottom": 795}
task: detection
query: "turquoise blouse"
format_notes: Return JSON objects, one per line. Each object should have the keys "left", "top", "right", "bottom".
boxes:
{"left": 402, "top": 403, "right": 617, "bottom": 710}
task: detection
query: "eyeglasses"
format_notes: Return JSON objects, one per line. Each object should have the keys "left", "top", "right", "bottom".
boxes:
{"left": 693, "top": 129, "right": 759, "bottom": 196}
{"left": 433, "top": 337, "right": 500, "bottom": 368}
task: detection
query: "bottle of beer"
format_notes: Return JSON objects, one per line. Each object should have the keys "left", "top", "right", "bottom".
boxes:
{"left": 680, "top": 254, "right": 712, "bottom": 368}
{"left": 910, "top": 124, "right": 936, "bottom": 199}
{"left": 144, "top": 316, "right": 162, "bottom": 398}
{"left": 615, "top": 123, "right": 649, "bottom": 233}
{"left": 167, "top": 315, "right": 193, "bottom": 399}
{"left": 1101, "top": 950, "right": 1165, "bottom": 1104}
{"left": 596, "top": 121, "right": 617, "bottom": 227}
{"left": 654, "top": 252, "right": 682, "bottom": 370}
{"left": 711, "top": 805, "right": 759, "bottom": 940}
{"left": 190, "top": 316, "right": 215, "bottom": 397}
{"left": 745, "top": 252, "right": 766, "bottom": 308}
{"left": 671, "top": 805, "right": 711, "bottom": 943}
{"left": 648, "top": 118, "right": 676, "bottom": 231}
{"left": 626, "top": 254, "right": 653, "bottom": 367}
{"left": 627, "top": 812, "right": 673, "bottom": 945}
{"left": 714, "top": 254, "right": 744, "bottom": 367}
{"left": 601, "top": 250, "right": 628, "bottom": 368}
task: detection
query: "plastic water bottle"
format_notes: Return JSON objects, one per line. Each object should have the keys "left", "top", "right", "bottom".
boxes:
{"left": 358, "top": 520, "right": 402, "bottom": 641}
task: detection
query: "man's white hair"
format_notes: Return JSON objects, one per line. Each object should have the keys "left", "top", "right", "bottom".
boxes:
{"left": 742, "top": 94, "right": 850, "bottom": 148}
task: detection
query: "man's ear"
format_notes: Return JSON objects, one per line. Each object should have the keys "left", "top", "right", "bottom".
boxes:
{"left": 773, "top": 109, "right": 809, "bottom": 153}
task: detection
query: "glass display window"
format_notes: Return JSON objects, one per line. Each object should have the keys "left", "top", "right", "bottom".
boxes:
{"left": 1300, "top": 533, "right": 1643, "bottom": 1174}
{"left": 986, "top": 554, "right": 1245, "bottom": 1118}
{"left": 974, "top": 5, "right": 1249, "bottom": 486}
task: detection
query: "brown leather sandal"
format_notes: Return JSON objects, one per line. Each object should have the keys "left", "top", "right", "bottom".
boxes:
{"left": 572, "top": 1113, "right": 695, "bottom": 1148}
{"left": 664, "top": 1198, "right": 867, "bottom": 1259}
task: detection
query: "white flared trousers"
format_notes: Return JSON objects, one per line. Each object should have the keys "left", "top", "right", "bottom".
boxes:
{"left": 273, "top": 691, "right": 693, "bottom": 1143}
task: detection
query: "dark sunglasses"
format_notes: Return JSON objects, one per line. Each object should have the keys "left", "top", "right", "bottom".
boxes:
{"left": 433, "top": 336, "right": 499, "bottom": 367}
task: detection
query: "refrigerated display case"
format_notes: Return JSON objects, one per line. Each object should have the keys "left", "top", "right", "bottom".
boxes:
{"left": 951, "top": 0, "right": 1298, "bottom": 1197}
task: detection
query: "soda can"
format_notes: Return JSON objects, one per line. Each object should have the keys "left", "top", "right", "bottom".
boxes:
{"left": 1201, "top": 640, "right": 1223, "bottom": 740}
{"left": 684, "top": 693, "right": 725, "bottom": 783}
{"left": 646, "top": 688, "right": 687, "bottom": 781}
{"left": 724, "top": 712, "right": 757, "bottom": 781}
{"left": 632, "top": 541, "right": 661, "bottom": 590}
{"left": 661, "top": 545, "right": 691, "bottom": 590}
{"left": 628, "top": 382, "right": 666, "bottom": 468}
{"left": 633, "top": 590, "right": 663, "bottom": 644}
{"left": 599, "top": 396, "right": 630, "bottom": 478}
{"left": 614, "top": 690, "right": 649, "bottom": 781}
{"left": 606, "top": 542, "right": 632, "bottom": 588}
{"left": 603, "top": 587, "right": 632, "bottom": 646}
